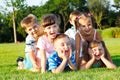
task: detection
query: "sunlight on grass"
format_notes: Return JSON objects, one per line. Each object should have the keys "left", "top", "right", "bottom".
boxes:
{"left": 0, "top": 38, "right": 120, "bottom": 80}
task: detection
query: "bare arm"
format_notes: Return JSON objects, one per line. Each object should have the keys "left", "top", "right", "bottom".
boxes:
{"left": 29, "top": 50, "right": 38, "bottom": 68}
{"left": 68, "top": 59, "right": 76, "bottom": 70}
{"left": 40, "top": 49, "right": 46, "bottom": 73}
{"left": 75, "top": 33, "right": 81, "bottom": 69}
{"left": 80, "top": 48, "right": 95, "bottom": 70}
{"left": 51, "top": 58, "right": 67, "bottom": 74}
{"left": 101, "top": 54, "right": 116, "bottom": 69}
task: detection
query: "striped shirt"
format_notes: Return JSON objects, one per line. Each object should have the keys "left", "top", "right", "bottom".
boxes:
{"left": 48, "top": 52, "right": 76, "bottom": 71}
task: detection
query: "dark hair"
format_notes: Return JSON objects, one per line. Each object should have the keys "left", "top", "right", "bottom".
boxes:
{"left": 40, "top": 14, "right": 59, "bottom": 28}
{"left": 16, "top": 56, "right": 24, "bottom": 62}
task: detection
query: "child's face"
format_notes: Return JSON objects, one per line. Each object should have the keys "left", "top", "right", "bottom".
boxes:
{"left": 44, "top": 23, "right": 59, "bottom": 39}
{"left": 78, "top": 18, "right": 93, "bottom": 35}
{"left": 54, "top": 37, "right": 71, "bottom": 57}
{"left": 91, "top": 44, "right": 104, "bottom": 60}
{"left": 25, "top": 24, "right": 39, "bottom": 38}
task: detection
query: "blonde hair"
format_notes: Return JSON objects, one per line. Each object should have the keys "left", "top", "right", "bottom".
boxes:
{"left": 21, "top": 14, "right": 38, "bottom": 30}
{"left": 89, "top": 40, "right": 101, "bottom": 49}
{"left": 69, "top": 10, "right": 80, "bottom": 21}
{"left": 39, "top": 14, "right": 59, "bottom": 36}
{"left": 74, "top": 12, "right": 92, "bottom": 30}
{"left": 53, "top": 33, "right": 70, "bottom": 44}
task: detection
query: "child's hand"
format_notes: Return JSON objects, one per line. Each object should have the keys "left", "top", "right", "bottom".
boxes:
{"left": 58, "top": 49, "right": 68, "bottom": 60}
{"left": 68, "top": 48, "right": 72, "bottom": 59}
{"left": 100, "top": 50, "right": 105, "bottom": 59}
{"left": 88, "top": 48, "right": 95, "bottom": 59}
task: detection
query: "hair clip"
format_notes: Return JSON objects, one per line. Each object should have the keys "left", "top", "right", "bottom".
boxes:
{"left": 76, "top": 16, "right": 81, "bottom": 20}
{"left": 87, "top": 13, "right": 91, "bottom": 16}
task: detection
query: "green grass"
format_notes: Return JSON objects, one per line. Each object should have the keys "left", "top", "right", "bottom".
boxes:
{"left": 0, "top": 38, "right": 120, "bottom": 80}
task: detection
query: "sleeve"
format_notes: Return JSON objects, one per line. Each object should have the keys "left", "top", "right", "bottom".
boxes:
{"left": 65, "top": 29, "right": 70, "bottom": 36}
{"left": 70, "top": 53, "right": 76, "bottom": 66}
{"left": 48, "top": 54, "right": 58, "bottom": 71}
{"left": 37, "top": 37, "right": 46, "bottom": 50}
{"left": 25, "top": 35, "right": 35, "bottom": 52}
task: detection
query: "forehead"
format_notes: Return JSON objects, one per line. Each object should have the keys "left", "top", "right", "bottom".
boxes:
{"left": 54, "top": 37, "right": 70, "bottom": 44}
{"left": 78, "top": 18, "right": 91, "bottom": 25}
{"left": 45, "top": 23, "right": 57, "bottom": 28}
{"left": 92, "top": 43, "right": 103, "bottom": 49}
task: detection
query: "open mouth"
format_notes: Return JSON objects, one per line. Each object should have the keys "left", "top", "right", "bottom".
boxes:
{"left": 95, "top": 53, "right": 102, "bottom": 58}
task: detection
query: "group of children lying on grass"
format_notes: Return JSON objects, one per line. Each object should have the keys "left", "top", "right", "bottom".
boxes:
{"left": 17, "top": 10, "right": 116, "bottom": 73}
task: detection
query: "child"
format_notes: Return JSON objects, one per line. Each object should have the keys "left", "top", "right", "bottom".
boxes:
{"left": 37, "top": 14, "right": 60, "bottom": 73}
{"left": 48, "top": 33, "right": 76, "bottom": 73}
{"left": 74, "top": 12, "right": 113, "bottom": 69}
{"left": 80, "top": 40, "right": 116, "bottom": 69}
{"left": 18, "top": 14, "right": 40, "bottom": 72}
{"left": 65, "top": 10, "right": 80, "bottom": 51}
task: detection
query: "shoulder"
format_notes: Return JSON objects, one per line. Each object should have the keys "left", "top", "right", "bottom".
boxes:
{"left": 26, "top": 35, "right": 35, "bottom": 44}
{"left": 75, "top": 32, "right": 81, "bottom": 40}
{"left": 37, "top": 35, "right": 48, "bottom": 43}
{"left": 65, "top": 26, "right": 75, "bottom": 33}
{"left": 49, "top": 52, "right": 58, "bottom": 59}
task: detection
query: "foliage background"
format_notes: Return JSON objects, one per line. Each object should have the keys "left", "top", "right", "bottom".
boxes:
{"left": 0, "top": 0, "right": 120, "bottom": 43}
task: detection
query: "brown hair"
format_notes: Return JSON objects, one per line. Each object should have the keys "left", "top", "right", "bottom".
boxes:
{"left": 89, "top": 40, "right": 101, "bottom": 49}
{"left": 53, "top": 33, "right": 70, "bottom": 44}
{"left": 74, "top": 12, "right": 92, "bottom": 30}
{"left": 21, "top": 14, "right": 38, "bottom": 30}
{"left": 39, "top": 14, "right": 59, "bottom": 36}
{"left": 69, "top": 10, "right": 81, "bottom": 21}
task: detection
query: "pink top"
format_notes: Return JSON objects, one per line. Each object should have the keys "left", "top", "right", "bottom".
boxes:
{"left": 37, "top": 35, "right": 55, "bottom": 58}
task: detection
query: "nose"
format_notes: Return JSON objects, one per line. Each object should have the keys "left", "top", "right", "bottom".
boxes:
{"left": 31, "top": 28, "right": 35, "bottom": 32}
{"left": 85, "top": 25, "right": 89, "bottom": 30}
{"left": 64, "top": 44, "right": 69, "bottom": 49}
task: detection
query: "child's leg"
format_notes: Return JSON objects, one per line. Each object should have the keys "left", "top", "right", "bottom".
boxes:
{"left": 30, "top": 58, "right": 41, "bottom": 72}
{"left": 16, "top": 56, "right": 25, "bottom": 70}
{"left": 17, "top": 61, "right": 25, "bottom": 70}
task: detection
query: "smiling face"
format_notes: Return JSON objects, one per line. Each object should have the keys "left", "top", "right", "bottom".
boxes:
{"left": 25, "top": 23, "right": 39, "bottom": 38}
{"left": 44, "top": 23, "right": 59, "bottom": 39}
{"left": 92, "top": 43, "right": 104, "bottom": 60}
{"left": 54, "top": 34, "right": 71, "bottom": 57}
{"left": 78, "top": 17, "right": 94, "bottom": 35}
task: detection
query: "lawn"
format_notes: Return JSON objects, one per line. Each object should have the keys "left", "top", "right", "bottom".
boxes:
{"left": 0, "top": 38, "right": 120, "bottom": 80}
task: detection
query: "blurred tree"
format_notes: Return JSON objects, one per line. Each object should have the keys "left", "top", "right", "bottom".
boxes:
{"left": 3, "top": 0, "right": 26, "bottom": 43}
{"left": 87, "top": 0, "right": 110, "bottom": 29}
{"left": 113, "top": 0, "right": 120, "bottom": 10}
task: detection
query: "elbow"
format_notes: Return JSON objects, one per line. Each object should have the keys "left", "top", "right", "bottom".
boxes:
{"left": 107, "top": 65, "right": 117, "bottom": 69}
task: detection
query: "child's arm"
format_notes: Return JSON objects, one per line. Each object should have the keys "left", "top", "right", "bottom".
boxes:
{"left": 100, "top": 53, "right": 116, "bottom": 69}
{"left": 68, "top": 59, "right": 76, "bottom": 70}
{"left": 67, "top": 49, "right": 76, "bottom": 70}
{"left": 51, "top": 58, "right": 67, "bottom": 74}
{"left": 29, "top": 50, "right": 39, "bottom": 68}
{"left": 80, "top": 48, "right": 95, "bottom": 69}
{"left": 75, "top": 33, "right": 81, "bottom": 69}
{"left": 39, "top": 49, "right": 46, "bottom": 73}
{"left": 50, "top": 51, "right": 68, "bottom": 74}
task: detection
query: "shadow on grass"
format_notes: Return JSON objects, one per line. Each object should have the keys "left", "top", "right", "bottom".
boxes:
{"left": 112, "top": 55, "right": 120, "bottom": 67}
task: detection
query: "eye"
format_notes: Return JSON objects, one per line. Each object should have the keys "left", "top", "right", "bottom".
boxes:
{"left": 61, "top": 43, "right": 64, "bottom": 46}
{"left": 46, "top": 26, "right": 51, "bottom": 29}
{"left": 88, "top": 23, "right": 92, "bottom": 27}
{"left": 53, "top": 25, "right": 57, "bottom": 28}
{"left": 28, "top": 28, "right": 32, "bottom": 31}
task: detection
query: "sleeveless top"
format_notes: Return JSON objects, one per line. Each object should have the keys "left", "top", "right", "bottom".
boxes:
{"left": 78, "top": 29, "right": 97, "bottom": 57}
